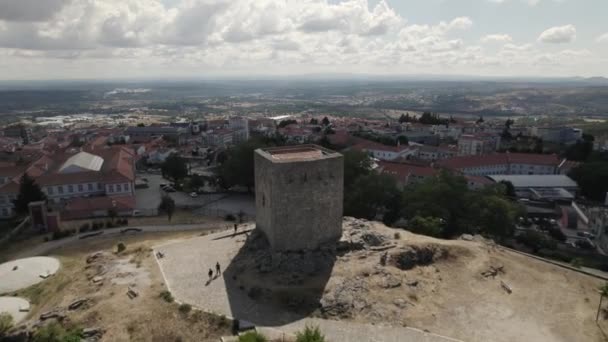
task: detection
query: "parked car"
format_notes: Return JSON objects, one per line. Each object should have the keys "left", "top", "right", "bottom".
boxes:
{"left": 132, "top": 210, "right": 142, "bottom": 217}
{"left": 163, "top": 186, "right": 176, "bottom": 193}
{"left": 160, "top": 183, "right": 167, "bottom": 188}
{"left": 189, "top": 192, "right": 198, "bottom": 198}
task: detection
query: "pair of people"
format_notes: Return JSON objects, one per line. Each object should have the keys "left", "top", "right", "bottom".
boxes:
{"left": 208, "top": 262, "right": 221, "bottom": 280}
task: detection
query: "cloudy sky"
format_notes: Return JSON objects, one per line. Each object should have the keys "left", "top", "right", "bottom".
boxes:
{"left": 0, "top": 0, "right": 606, "bottom": 80}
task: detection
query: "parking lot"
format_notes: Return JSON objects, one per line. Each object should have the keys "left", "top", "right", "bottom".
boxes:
{"left": 134, "top": 173, "right": 255, "bottom": 218}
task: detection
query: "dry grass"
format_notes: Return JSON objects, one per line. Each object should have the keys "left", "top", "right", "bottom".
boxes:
{"left": 8, "top": 230, "right": 232, "bottom": 342}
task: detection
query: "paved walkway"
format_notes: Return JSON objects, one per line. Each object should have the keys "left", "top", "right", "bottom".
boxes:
{"left": 0, "top": 257, "right": 60, "bottom": 293}
{"left": 13, "top": 222, "right": 231, "bottom": 259}
{"left": 0, "top": 297, "right": 30, "bottom": 323}
{"left": 153, "top": 228, "right": 461, "bottom": 342}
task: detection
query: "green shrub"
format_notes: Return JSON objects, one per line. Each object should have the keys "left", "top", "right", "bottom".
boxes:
{"left": 296, "top": 325, "right": 325, "bottom": 342}
{"left": 51, "top": 229, "right": 76, "bottom": 240}
{"left": 225, "top": 214, "right": 236, "bottom": 222}
{"left": 238, "top": 331, "right": 267, "bottom": 342}
{"left": 117, "top": 242, "right": 126, "bottom": 253}
{"left": 79, "top": 223, "right": 90, "bottom": 233}
{"left": 160, "top": 290, "right": 174, "bottom": 303}
{"left": 408, "top": 216, "right": 443, "bottom": 237}
{"left": 394, "top": 232, "right": 401, "bottom": 240}
{"left": 178, "top": 303, "right": 192, "bottom": 314}
{"left": 0, "top": 313, "right": 13, "bottom": 337}
{"left": 571, "top": 257, "right": 584, "bottom": 268}
{"left": 31, "top": 322, "right": 82, "bottom": 342}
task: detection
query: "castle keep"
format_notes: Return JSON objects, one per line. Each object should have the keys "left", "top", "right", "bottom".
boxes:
{"left": 254, "top": 145, "right": 344, "bottom": 251}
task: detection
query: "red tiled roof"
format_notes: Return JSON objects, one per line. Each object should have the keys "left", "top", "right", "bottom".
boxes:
{"left": 62, "top": 195, "right": 136, "bottom": 220}
{"left": 352, "top": 139, "right": 411, "bottom": 153}
{"left": 33, "top": 146, "right": 135, "bottom": 186}
{"left": 0, "top": 165, "right": 26, "bottom": 178}
{"left": 0, "top": 180, "right": 19, "bottom": 194}
{"left": 436, "top": 152, "right": 560, "bottom": 170}
{"left": 379, "top": 161, "right": 438, "bottom": 183}
{"left": 507, "top": 153, "right": 560, "bottom": 165}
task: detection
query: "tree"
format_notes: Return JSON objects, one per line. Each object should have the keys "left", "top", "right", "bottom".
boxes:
{"left": 321, "top": 116, "right": 330, "bottom": 126}
{"left": 564, "top": 134, "right": 594, "bottom": 161}
{"left": 569, "top": 161, "right": 608, "bottom": 201}
{"left": 476, "top": 116, "right": 484, "bottom": 124}
{"left": 13, "top": 173, "right": 47, "bottom": 215}
{"left": 342, "top": 150, "right": 373, "bottom": 190}
{"left": 402, "top": 171, "right": 521, "bottom": 239}
{"left": 161, "top": 154, "right": 188, "bottom": 184}
{"left": 408, "top": 216, "right": 443, "bottom": 237}
{"left": 158, "top": 195, "right": 176, "bottom": 221}
{"left": 396, "top": 135, "right": 408, "bottom": 145}
{"left": 217, "top": 139, "right": 268, "bottom": 192}
{"left": 475, "top": 195, "right": 518, "bottom": 239}
{"left": 137, "top": 123, "right": 145, "bottom": 127}
{"left": 402, "top": 171, "right": 471, "bottom": 237}
{"left": 499, "top": 180, "right": 517, "bottom": 198}
{"left": 189, "top": 174, "right": 205, "bottom": 190}
{"left": 108, "top": 207, "right": 117, "bottom": 223}
{"left": 344, "top": 174, "right": 400, "bottom": 220}
{"left": 309, "top": 118, "right": 319, "bottom": 125}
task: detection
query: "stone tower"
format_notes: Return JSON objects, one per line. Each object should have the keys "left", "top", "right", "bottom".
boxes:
{"left": 254, "top": 145, "right": 344, "bottom": 251}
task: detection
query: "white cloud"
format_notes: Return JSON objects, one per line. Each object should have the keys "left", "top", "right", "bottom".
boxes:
{"left": 538, "top": 24, "right": 576, "bottom": 43}
{"left": 481, "top": 34, "right": 513, "bottom": 43}
{"left": 447, "top": 17, "right": 473, "bottom": 30}
{"left": 597, "top": 32, "right": 608, "bottom": 43}
{"left": 488, "top": 0, "right": 555, "bottom": 6}
{"left": 0, "top": 0, "right": 70, "bottom": 22}
{"left": 0, "top": 0, "right": 602, "bottom": 78}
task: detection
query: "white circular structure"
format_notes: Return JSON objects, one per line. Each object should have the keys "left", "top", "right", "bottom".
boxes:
{"left": 0, "top": 297, "right": 30, "bottom": 323}
{"left": 0, "top": 257, "right": 61, "bottom": 293}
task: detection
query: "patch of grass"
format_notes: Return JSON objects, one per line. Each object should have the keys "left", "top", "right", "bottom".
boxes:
{"left": 159, "top": 290, "right": 174, "bottom": 303}
{"left": 14, "top": 259, "right": 73, "bottom": 306}
{"left": 0, "top": 313, "right": 13, "bottom": 337}
{"left": 296, "top": 325, "right": 326, "bottom": 342}
{"left": 238, "top": 331, "right": 267, "bottom": 342}
{"left": 31, "top": 322, "right": 82, "bottom": 342}
{"left": 178, "top": 303, "right": 192, "bottom": 314}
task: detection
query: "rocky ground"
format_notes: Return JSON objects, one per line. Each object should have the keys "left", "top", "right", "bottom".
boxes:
{"left": 226, "top": 217, "right": 608, "bottom": 342}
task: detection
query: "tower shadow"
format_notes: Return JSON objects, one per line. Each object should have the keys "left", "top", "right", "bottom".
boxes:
{"left": 222, "top": 229, "right": 337, "bottom": 327}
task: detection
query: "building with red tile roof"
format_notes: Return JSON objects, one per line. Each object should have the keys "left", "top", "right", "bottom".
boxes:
{"left": 0, "top": 146, "right": 135, "bottom": 219}
{"left": 435, "top": 152, "right": 561, "bottom": 176}
{"left": 378, "top": 161, "right": 438, "bottom": 188}
{"left": 351, "top": 139, "right": 417, "bottom": 161}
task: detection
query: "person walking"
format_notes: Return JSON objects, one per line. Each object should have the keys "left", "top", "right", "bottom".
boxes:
{"left": 216, "top": 261, "right": 221, "bottom": 277}
{"left": 234, "top": 223, "right": 238, "bottom": 235}
{"left": 208, "top": 268, "right": 213, "bottom": 281}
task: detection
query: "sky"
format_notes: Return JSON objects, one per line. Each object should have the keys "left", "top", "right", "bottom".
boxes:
{"left": 0, "top": 0, "right": 607, "bottom": 80}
